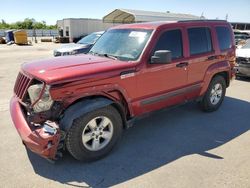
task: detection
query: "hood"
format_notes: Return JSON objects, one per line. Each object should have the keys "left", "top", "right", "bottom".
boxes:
{"left": 236, "top": 48, "right": 250, "bottom": 58}
{"left": 55, "top": 43, "right": 90, "bottom": 53}
{"left": 22, "top": 55, "right": 134, "bottom": 84}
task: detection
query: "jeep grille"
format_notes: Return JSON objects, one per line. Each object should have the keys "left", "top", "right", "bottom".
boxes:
{"left": 14, "top": 72, "right": 32, "bottom": 100}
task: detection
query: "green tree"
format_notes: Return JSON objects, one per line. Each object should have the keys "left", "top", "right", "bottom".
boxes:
{"left": 0, "top": 18, "right": 57, "bottom": 29}
{"left": 0, "top": 19, "right": 10, "bottom": 29}
{"left": 22, "top": 18, "right": 35, "bottom": 29}
{"left": 33, "top": 20, "right": 46, "bottom": 29}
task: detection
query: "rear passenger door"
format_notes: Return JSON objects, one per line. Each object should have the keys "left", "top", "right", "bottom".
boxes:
{"left": 185, "top": 26, "right": 215, "bottom": 99}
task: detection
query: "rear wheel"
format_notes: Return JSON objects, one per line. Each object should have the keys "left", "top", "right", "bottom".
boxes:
{"left": 66, "top": 105, "right": 122, "bottom": 161}
{"left": 200, "top": 75, "right": 226, "bottom": 112}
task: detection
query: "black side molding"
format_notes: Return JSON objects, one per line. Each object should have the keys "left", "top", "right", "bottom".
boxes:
{"left": 120, "top": 70, "right": 136, "bottom": 76}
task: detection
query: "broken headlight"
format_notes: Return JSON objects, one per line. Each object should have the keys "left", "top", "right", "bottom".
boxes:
{"left": 28, "top": 84, "right": 54, "bottom": 113}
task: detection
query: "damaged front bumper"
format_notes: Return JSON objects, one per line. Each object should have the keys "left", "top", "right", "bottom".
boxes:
{"left": 10, "top": 96, "right": 62, "bottom": 160}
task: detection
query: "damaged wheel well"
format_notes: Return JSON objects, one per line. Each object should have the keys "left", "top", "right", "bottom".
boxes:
{"left": 59, "top": 95, "right": 129, "bottom": 131}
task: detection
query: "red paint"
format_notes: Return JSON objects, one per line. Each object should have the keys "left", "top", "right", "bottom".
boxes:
{"left": 10, "top": 97, "right": 60, "bottom": 159}
{"left": 10, "top": 20, "right": 235, "bottom": 160}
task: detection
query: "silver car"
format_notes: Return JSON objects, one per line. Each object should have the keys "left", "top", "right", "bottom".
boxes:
{"left": 54, "top": 31, "right": 104, "bottom": 56}
{"left": 235, "top": 39, "right": 250, "bottom": 78}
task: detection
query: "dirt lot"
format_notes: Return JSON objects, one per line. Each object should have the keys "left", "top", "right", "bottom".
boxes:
{"left": 0, "top": 43, "right": 250, "bottom": 188}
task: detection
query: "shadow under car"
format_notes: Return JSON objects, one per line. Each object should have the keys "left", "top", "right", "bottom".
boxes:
{"left": 27, "top": 96, "right": 250, "bottom": 187}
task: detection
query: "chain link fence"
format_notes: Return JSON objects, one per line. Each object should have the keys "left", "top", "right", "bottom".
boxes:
{"left": 0, "top": 29, "right": 58, "bottom": 37}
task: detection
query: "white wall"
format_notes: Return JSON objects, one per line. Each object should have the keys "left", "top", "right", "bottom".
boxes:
{"left": 57, "top": 18, "right": 118, "bottom": 41}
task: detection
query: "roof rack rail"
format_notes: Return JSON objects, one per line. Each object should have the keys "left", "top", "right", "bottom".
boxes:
{"left": 178, "top": 19, "right": 227, "bottom": 23}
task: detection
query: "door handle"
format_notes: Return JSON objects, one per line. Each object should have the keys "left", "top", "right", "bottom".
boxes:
{"left": 207, "top": 55, "right": 217, "bottom": 60}
{"left": 176, "top": 62, "right": 189, "bottom": 68}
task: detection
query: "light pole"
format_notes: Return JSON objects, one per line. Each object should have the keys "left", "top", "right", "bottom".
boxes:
{"left": 32, "top": 21, "right": 37, "bottom": 43}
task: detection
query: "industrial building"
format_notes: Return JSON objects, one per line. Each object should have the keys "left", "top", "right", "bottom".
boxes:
{"left": 231, "top": 22, "right": 250, "bottom": 31}
{"left": 57, "top": 9, "right": 200, "bottom": 42}
{"left": 56, "top": 18, "right": 116, "bottom": 42}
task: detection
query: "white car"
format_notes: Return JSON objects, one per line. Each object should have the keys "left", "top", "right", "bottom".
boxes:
{"left": 54, "top": 31, "right": 104, "bottom": 56}
{"left": 236, "top": 39, "right": 250, "bottom": 78}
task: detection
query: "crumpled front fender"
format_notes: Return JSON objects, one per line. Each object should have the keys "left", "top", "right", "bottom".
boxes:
{"left": 60, "top": 97, "right": 113, "bottom": 131}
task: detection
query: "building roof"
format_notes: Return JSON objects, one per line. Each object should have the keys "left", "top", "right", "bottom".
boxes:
{"left": 103, "top": 9, "right": 200, "bottom": 23}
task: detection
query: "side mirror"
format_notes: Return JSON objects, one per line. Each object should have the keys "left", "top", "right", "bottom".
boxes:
{"left": 151, "top": 50, "right": 172, "bottom": 64}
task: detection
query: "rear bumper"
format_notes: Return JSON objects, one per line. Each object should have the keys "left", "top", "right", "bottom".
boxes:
{"left": 10, "top": 96, "right": 61, "bottom": 160}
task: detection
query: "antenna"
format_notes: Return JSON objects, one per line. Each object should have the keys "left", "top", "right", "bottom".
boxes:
{"left": 200, "top": 12, "right": 205, "bottom": 19}
{"left": 225, "top": 14, "right": 228, "bottom": 20}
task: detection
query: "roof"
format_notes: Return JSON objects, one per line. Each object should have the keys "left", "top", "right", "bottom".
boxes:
{"left": 111, "top": 20, "right": 229, "bottom": 30}
{"left": 111, "top": 21, "right": 175, "bottom": 30}
{"left": 57, "top": 18, "right": 102, "bottom": 21}
{"left": 103, "top": 9, "right": 200, "bottom": 23}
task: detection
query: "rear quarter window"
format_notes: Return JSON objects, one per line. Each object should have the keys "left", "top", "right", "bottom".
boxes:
{"left": 188, "top": 27, "right": 212, "bottom": 55}
{"left": 215, "top": 26, "right": 232, "bottom": 51}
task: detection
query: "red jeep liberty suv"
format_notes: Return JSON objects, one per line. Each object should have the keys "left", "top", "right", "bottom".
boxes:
{"left": 10, "top": 20, "right": 235, "bottom": 162}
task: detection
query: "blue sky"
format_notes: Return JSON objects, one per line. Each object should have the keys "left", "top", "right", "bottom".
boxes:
{"left": 1, "top": 0, "right": 250, "bottom": 25}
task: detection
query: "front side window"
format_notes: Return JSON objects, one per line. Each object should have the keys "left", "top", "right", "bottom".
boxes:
{"left": 188, "top": 27, "right": 212, "bottom": 55}
{"left": 153, "top": 29, "right": 183, "bottom": 59}
{"left": 90, "top": 29, "right": 152, "bottom": 61}
{"left": 216, "top": 26, "right": 232, "bottom": 51}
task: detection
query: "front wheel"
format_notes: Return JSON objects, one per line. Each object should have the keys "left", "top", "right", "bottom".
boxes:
{"left": 66, "top": 105, "right": 123, "bottom": 161}
{"left": 200, "top": 75, "right": 226, "bottom": 112}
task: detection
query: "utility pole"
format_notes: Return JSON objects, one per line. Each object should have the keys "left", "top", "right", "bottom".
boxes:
{"left": 32, "top": 21, "right": 37, "bottom": 43}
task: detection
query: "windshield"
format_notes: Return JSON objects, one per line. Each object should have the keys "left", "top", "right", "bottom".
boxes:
{"left": 242, "top": 40, "right": 250, "bottom": 49}
{"left": 77, "top": 33, "right": 102, "bottom": 45}
{"left": 89, "top": 29, "right": 153, "bottom": 61}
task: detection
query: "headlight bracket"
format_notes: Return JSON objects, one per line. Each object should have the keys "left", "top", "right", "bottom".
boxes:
{"left": 28, "top": 83, "right": 54, "bottom": 113}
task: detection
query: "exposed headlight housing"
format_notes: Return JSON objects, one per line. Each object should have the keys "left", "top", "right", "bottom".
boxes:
{"left": 28, "top": 84, "right": 54, "bottom": 113}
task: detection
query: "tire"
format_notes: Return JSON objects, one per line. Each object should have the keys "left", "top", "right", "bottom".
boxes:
{"left": 66, "top": 105, "right": 123, "bottom": 161}
{"left": 200, "top": 75, "right": 226, "bottom": 112}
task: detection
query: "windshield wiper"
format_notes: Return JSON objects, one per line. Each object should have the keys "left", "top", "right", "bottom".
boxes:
{"left": 89, "top": 51, "right": 118, "bottom": 60}
{"left": 100, "top": 53, "right": 118, "bottom": 60}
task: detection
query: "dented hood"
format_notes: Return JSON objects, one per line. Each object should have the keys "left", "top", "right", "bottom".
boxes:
{"left": 22, "top": 54, "right": 134, "bottom": 84}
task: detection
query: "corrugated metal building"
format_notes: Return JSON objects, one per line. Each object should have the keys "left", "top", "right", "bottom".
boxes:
{"left": 57, "top": 9, "right": 200, "bottom": 42}
{"left": 103, "top": 9, "right": 201, "bottom": 23}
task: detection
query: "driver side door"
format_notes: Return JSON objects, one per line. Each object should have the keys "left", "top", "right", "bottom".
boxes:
{"left": 135, "top": 28, "right": 189, "bottom": 114}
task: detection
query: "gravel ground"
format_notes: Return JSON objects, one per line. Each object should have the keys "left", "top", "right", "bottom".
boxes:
{"left": 0, "top": 43, "right": 249, "bottom": 188}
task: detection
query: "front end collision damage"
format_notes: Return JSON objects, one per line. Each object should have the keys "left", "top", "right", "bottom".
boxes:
{"left": 11, "top": 70, "right": 130, "bottom": 162}
{"left": 10, "top": 97, "right": 65, "bottom": 161}
{"left": 10, "top": 94, "right": 124, "bottom": 161}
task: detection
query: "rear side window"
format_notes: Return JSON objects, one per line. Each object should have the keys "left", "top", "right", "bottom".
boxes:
{"left": 153, "top": 29, "right": 183, "bottom": 59}
{"left": 188, "top": 27, "right": 212, "bottom": 55}
{"left": 216, "top": 26, "right": 232, "bottom": 50}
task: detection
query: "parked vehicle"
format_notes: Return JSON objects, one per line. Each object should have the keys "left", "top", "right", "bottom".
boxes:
{"left": 10, "top": 20, "right": 235, "bottom": 162}
{"left": 53, "top": 31, "right": 104, "bottom": 56}
{"left": 235, "top": 39, "right": 250, "bottom": 78}
{"left": 235, "top": 34, "right": 250, "bottom": 45}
